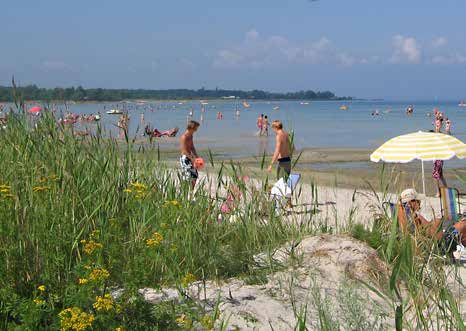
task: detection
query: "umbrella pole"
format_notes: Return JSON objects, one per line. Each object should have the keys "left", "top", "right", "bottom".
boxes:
{"left": 421, "top": 160, "right": 426, "bottom": 195}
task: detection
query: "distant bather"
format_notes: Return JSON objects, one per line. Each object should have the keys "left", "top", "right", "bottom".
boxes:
{"left": 145, "top": 125, "right": 179, "bottom": 138}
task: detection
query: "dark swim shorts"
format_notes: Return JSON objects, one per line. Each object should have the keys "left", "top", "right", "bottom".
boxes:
{"left": 277, "top": 156, "right": 291, "bottom": 179}
{"left": 179, "top": 155, "right": 198, "bottom": 180}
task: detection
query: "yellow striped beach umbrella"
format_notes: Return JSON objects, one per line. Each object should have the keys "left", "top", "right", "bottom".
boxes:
{"left": 370, "top": 131, "right": 466, "bottom": 194}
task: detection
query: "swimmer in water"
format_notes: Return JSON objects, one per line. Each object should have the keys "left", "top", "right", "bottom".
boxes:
{"left": 445, "top": 118, "right": 451, "bottom": 134}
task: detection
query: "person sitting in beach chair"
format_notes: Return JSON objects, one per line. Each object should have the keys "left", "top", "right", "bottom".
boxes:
{"left": 396, "top": 188, "right": 466, "bottom": 254}
{"left": 383, "top": 200, "right": 415, "bottom": 233}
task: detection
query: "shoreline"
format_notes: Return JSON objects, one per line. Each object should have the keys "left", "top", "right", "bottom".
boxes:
{"left": 8, "top": 98, "right": 354, "bottom": 104}
{"left": 128, "top": 139, "right": 466, "bottom": 195}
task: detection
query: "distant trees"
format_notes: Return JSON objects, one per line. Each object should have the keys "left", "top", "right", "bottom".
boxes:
{"left": 0, "top": 85, "right": 351, "bottom": 102}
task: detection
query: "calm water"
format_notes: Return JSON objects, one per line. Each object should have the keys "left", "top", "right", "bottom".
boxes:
{"left": 12, "top": 100, "right": 466, "bottom": 164}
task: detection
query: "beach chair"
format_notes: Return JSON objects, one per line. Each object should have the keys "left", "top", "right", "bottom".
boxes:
{"left": 270, "top": 173, "right": 301, "bottom": 210}
{"left": 439, "top": 187, "right": 466, "bottom": 224}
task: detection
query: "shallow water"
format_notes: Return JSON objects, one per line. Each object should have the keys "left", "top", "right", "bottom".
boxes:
{"left": 11, "top": 100, "right": 466, "bottom": 164}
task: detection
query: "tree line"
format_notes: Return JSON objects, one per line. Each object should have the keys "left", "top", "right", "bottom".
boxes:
{"left": 0, "top": 85, "right": 351, "bottom": 102}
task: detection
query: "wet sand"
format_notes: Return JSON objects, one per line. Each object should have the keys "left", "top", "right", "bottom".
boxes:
{"left": 126, "top": 138, "right": 466, "bottom": 197}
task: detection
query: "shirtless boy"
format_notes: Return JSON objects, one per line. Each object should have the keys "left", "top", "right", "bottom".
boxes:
{"left": 256, "top": 114, "right": 264, "bottom": 136}
{"left": 263, "top": 115, "right": 269, "bottom": 136}
{"left": 180, "top": 120, "right": 200, "bottom": 189}
{"left": 267, "top": 120, "right": 292, "bottom": 179}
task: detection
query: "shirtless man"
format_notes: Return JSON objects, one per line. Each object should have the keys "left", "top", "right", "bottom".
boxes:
{"left": 256, "top": 114, "right": 264, "bottom": 136}
{"left": 267, "top": 120, "right": 292, "bottom": 179}
{"left": 263, "top": 115, "right": 269, "bottom": 136}
{"left": 180, "top": 120, "right": 200, "bottom": 189}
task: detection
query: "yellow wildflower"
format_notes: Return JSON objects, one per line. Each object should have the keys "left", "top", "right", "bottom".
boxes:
{"left": 88, "top": 268, "right": 110, "bottom": 282}
{"left": 92, "top": 294, "right": 114, "bottom": 311}
{"left": 0, "top": 184, "right": 11, "bottom": 190}
{"left": 80, "top": 239, "right": 103, "bottom": 255}
{"left": 115, "top": 327, "right": 124, "bottom": 331}
{"left": 123, "top": 188, "right": 132, "bottom": 193}
{"left": 129, "top": 182, "right": 147, "bottom": 190}
{"left": 59, "top": 307, "right": 95, "bottom": 331}
{"left": 33, "top": 298, "right": 45, "bottom": 306}
{"left": 37, "top": 285, "right": 46, "bottom": 292}
{"left": 146, "top": 232, "right": 163, "bottom": 247}
{"left": 83, "top": 265, "right": 92, "bottom": 270}
{"left": 78, "top": 278, "right": 88, "bottom": 285}
{"left": 163, "top": 200, "right": 180, "bottom": 207}
{"left": 201, "top": 315, "right": 215, "bottom": 330}
{"left": 176, "top": 315, "right": 193, "bottom": 328}
{"left": 4, "top": 194, "right": 15, "bottom": 199}
{"left": 181, "top": 273, "right": 196, "bottom": 287}
{"left": 0, "top": 188, "right": 9, "bottom": 193}
{"left": 33, "top": 186, "right": 49, "bottom": 193}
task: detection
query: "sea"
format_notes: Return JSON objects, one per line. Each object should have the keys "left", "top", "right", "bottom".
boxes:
{"left": 7, "top": 99, "right": 466, "bottom": 169}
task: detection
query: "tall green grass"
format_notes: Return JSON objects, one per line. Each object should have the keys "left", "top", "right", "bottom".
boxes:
{"left": 0, "top": 110, "right": 309, "bottom": 330}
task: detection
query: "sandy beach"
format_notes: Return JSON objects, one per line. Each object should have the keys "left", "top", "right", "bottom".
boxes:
{"left": 129, "top": 136, "right": 466, "bottom": 196}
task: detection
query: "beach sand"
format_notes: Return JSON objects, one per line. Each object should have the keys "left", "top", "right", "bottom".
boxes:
{"left": 135, "top": 138, "right": 466, "bottom": 196}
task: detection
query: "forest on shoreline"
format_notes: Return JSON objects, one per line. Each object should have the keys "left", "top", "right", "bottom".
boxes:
{"left": 0, "top": 85, "right": 352, "bottom": 102}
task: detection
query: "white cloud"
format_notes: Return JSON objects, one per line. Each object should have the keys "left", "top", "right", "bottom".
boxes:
{"left": 337, "top": 53, "right": 357, "bottom": 66}
{"left": 213, "top": 31, "right": 464, "bottom": 69}
{"left": 432, "top": 37, "right": 448, "bottom": 48}
{"left": 430, "top": 53, "right": 466, "bottom": 64}
{"left": 390, "top": 35, "right": 421, "bottom": 64}
{"left": 213, "top": 30, "right": 367, "bottom": 69}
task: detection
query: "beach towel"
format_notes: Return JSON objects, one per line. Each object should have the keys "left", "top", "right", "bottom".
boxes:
{"left": 270, "top": 173, "right": 301, "bottom": 199}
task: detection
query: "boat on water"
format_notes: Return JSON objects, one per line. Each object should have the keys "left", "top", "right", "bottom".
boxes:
{"left": 300, "top": 102, "right": 310, "bottom": 105}
{"left": 200, "top": 101, "right": 209, "bottom": 105}
{"left": 243, "top": 101, "right": 251, "bottom": 108}
{"left": 106, "top": 109, "right": 123, "bottom": 115}
{"left": 340, "top": 105, "right": 348, "bottom": 111}
{"left": 272, "top": 106, "right": 280, "bottom": 111}
{"left": 459, "top": 101, "right": 466, "bottom": 107}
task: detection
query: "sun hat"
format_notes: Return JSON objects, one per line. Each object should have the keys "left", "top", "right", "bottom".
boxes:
{"left": 400, "top": 188, "right": 425, "bottom": 204}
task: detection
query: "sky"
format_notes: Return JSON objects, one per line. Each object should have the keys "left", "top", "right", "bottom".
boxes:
{"left": 2, "top": 0, "right": 466, "bottom": 100}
